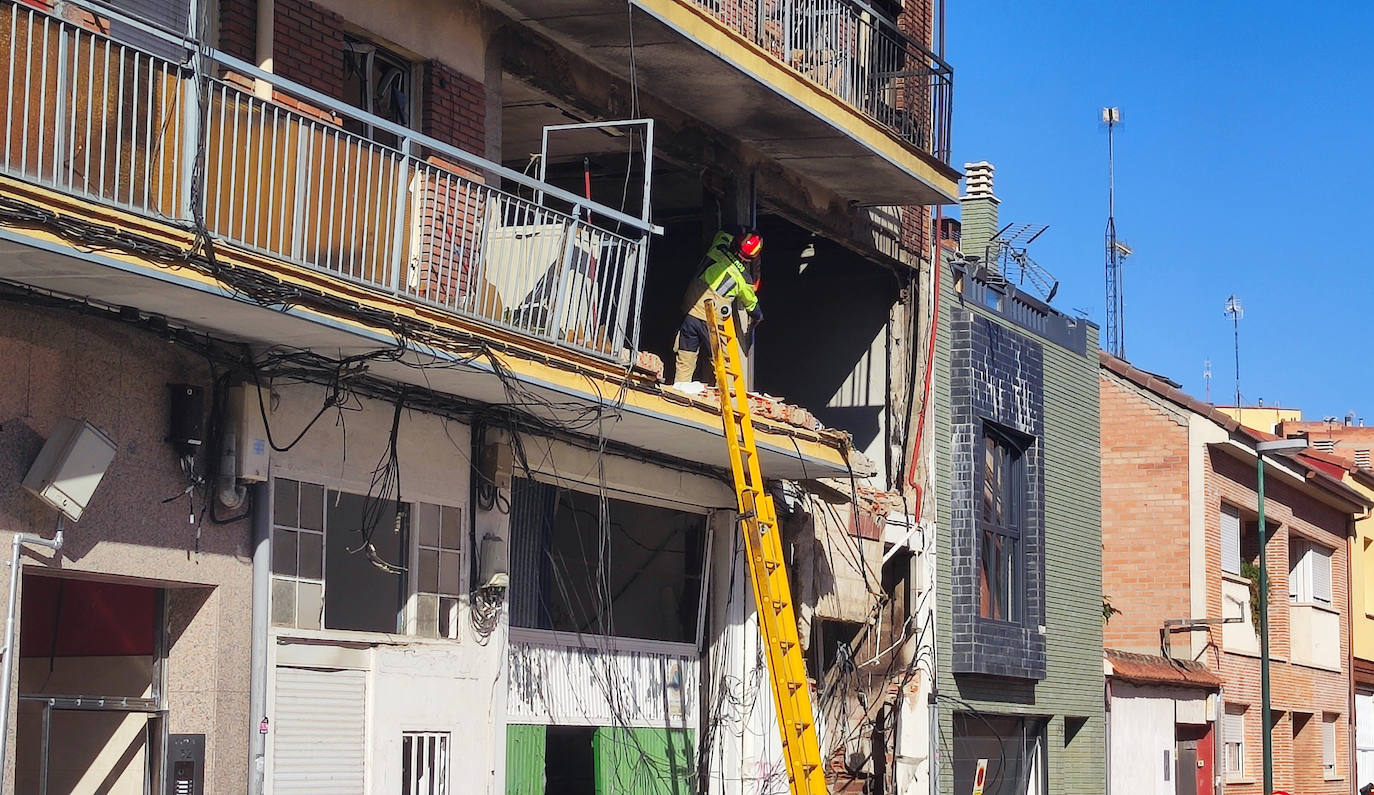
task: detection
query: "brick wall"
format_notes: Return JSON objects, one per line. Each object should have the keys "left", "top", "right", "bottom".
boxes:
{"left": 273, "top": 0, "right": 346, "bottom": 99}
{"left": 421, "top": 60, "right": 486, "bottom": 155}
{"left": 1099, "top": 372, "right": 1192, "bottom": 654}
{"left": 1206, "top": 448, "right": 1351, "bottom": 795}
{"left": 218, "top": 0, "right": 255, "bottom": 62}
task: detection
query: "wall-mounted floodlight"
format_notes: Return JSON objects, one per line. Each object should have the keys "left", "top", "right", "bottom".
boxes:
{"left": 21, "top": 417, "right": 117, "bottom": 523}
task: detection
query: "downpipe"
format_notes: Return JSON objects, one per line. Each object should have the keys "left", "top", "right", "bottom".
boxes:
{"left": 0, "top": 519, "right": 65, "bottom": 775}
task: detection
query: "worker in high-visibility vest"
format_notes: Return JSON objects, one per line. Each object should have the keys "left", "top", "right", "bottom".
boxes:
{"left": 673, "top": 228, "right": 764, "bottom": 384}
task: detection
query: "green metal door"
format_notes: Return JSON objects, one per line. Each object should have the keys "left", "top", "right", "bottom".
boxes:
{"left": 592, "top": 727, "right": 693, "bottom": 795}
{"left": 506, "top": 724, "right": 547, "bottom": 794}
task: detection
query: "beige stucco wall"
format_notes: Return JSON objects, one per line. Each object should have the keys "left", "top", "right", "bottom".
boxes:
{"left": 316, "top": 0, "right": 487, "bottom": 80}
{"left": 0, "top": 301, "right": 254, "bottom": 793}
{"left": 1349, "top": 480, "right": 1374, "bottom": 668}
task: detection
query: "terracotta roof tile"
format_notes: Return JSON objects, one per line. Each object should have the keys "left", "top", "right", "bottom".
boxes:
{"left": 1105, "top": 648, "right": 1222, "bottom": 689}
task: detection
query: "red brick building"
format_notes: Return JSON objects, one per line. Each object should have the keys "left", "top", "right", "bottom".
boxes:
{"left": 1101, "top": 352, "right": 1368, "bottom": 795}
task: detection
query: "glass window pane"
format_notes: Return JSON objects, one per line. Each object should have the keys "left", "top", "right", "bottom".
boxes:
{"left": 1005, "top": 537, "right": 1020, "bottom": 623}
{"left": 274, "top": 479, "right": 299, "bottom": 527}
{"left": 418, "top": 550, "right": 439, "bottom": 594}
{"left": 439, "top": 550, "right": 462, "bottom": 596}
{"left": 271, "top": 578, "right": 296, "bottom": 627}
{"left": 299, "top": 532, "right": 324, "bottom": 581}
{"left": 415, "top": 503, "right": 440, "bottom": 548}
{"left": 297, "top": 582, "right": 323, "bottom": 630}
{"left": 982, "top": 437, "right": 997, "bottom": 524}
{"left": 415, "top": 593, "right": 439, "bottom": 637}
{"left": 299, "top": 482, "right": 325, "bottom": 531}
{"left": 273, "top": 529, "right": 298, "bottom": 576}
{"left": 980, "top": 531, "right": 1009, "bottom": 622}
{"left": 440, "top": 506, "right": 462, "bottom": 551}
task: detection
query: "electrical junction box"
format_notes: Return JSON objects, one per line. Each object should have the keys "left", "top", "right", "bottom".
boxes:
{"left": 22, "top": 417, "right": 117, "bottom": 523}
{"left": 228, "top": 384, "right": 269, "bottom": 482}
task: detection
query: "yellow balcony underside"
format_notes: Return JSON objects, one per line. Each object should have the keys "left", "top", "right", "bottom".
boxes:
{"left": 0, "top": 175, "right": 869, "bottom": 479}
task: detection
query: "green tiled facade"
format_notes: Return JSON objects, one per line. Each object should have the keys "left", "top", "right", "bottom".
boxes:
{"left": 932, "top": 258, "right": 1104, "bottom": 793}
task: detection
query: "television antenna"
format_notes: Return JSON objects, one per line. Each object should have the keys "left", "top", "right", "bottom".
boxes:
{"left": 1224, "top": 295, "right": 1243, "bottom": 410}
{"left": 1103, "top": 106, "right": 1130, "bottom": 357}
{"left": 991, "top": 221, "right": 1059, "bottom": 302}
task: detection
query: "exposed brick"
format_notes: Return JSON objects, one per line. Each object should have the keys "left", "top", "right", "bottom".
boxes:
{"left": 421, "top": 60, "right": 486, "bottom": 156}
{"left": 1101, "top": 370, "right": 1351, "bottom": 794}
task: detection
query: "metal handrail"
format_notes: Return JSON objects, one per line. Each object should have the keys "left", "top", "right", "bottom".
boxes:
{"left": 207, "top": 49, "right": 661, "bottom": 236}
{"left": 0, "top": 0, "right": 656, "bottom": 363}
{"left": 687, "top": 0, "right": 953, "bottom": 161}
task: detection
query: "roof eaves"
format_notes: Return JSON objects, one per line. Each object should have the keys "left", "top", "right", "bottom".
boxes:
{"left": 1100, "top": 352, "right": 1372, "bottom": 511}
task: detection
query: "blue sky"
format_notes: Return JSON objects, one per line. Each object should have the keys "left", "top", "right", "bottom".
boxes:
{"left": 946, "top": 2, "right": 1374, "bottom": 421}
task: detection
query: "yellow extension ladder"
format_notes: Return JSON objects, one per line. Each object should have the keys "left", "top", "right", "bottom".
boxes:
{"left": 704, "top": 299, "right": 828, "bottom": 795}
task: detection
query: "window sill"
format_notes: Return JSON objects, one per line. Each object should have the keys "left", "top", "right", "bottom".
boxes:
{"left": 1225, "top": 776, "right": 1255, "bottom": 785}
{"left": 1290, "top": 599, "right": 1338, "bottom": 614}
{"left": 975, "top": 616, "right": 1026, "bottom": 629}
{"left": 272, "top": 625, "right": 445, "bottom": 647}
{"left": 1290, "top": 658, "right": 1343, "bottom": 674}
{"left": 1222, "top": 571, "right": 1252, "bottom": 586}
{"left": 1324, "top": 774, "right": 1343, "bottom": 782}
{"left": 1223, "top": 647, "right": 1288, "bottom": 664}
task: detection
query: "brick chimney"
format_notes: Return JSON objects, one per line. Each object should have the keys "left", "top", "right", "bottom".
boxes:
{"left": 960, "top": 161, "right": 999, "bottom": 264}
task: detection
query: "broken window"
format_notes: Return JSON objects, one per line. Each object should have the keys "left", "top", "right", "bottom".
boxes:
{"left": 342, "top": 36, "right": 413, "bottom": 148}
{"left": 272, "top": 478, "right": 407, "bottom": 634}
{"left": 808, "top": 619, "right": 862, "bottom": 684}
{"left": 508, "top": 477, "right": 707, "bottom": 644}
{"left": 979, "top": 424, "right": 1026, "bottom": 623}
{"left": 412, "top": 502, "right": 464, "bottom": 639}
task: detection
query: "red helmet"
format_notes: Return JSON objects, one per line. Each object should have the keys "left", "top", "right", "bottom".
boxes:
{"left": 735, "top": 231, "right": 763, "bottom": 261}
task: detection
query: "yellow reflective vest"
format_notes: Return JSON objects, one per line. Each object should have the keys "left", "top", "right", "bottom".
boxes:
{"left": 683, "top": 231, "right": 759, "bottom": 321}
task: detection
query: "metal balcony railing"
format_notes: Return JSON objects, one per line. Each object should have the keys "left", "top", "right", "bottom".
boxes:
{"left": 0, "top": 1, "right": 655, "bottom": 363}
{"left": 689, "top": 0, "right": 952, "bottom": 161}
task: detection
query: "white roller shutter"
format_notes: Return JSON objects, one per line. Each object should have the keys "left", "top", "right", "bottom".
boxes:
{"left": 1221, "top": 505, "right": 1242, "bottom": 575}
{"left": 1312, "top": 544, "right": 1333, "bottom": 604}
{"left": 272, "top": 667, "right": 366, "bottom": 794}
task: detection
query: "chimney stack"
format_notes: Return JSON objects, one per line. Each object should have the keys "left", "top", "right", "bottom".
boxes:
{"left": 960, "top": 161, "right": 1000, "bottom": 264}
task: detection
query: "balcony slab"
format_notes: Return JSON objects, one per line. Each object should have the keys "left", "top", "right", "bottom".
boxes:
{"left": 490, "top": 0, "right": 959, "bottom": 206}
{"left": 0, "top": 191, "right": 870, "bottom": 481}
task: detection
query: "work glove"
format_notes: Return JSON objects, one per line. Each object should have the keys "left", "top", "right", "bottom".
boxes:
{"left": 748, "top": 306, "right": 764, "bottom": 325}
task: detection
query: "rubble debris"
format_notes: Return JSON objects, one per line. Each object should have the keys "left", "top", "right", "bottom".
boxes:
{"left": 633, "top": 350, "right": 665, "bottom": 380}
{"left": 667, "top": 382, "right": 823, "bottom": 431}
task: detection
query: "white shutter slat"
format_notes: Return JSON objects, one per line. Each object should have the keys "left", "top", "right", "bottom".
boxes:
{"left": 1221, "top": 505, "right": 1242, "bottom": 575}
{"left": 1224, "top": 709, "right": 1244, "bottom": 742}
{"left": 1313, "top": 544, "right": 1333, "bottom": 604}
{"left": 273, "top": 667, "right": 366, "bottom": 794}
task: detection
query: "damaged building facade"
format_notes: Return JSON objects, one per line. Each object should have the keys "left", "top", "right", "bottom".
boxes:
{"left": 0, "top": 0, "right": 958, "bottom": 793}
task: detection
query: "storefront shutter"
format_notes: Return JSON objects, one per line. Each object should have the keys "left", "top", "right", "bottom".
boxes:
{"left": 272, "top": 667, "right": 366, "bottom": 794}
{"left": 506, "top": 725, "right": 547, "bottom": 795}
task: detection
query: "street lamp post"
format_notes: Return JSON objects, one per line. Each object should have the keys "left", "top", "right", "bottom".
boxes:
{"left": 1253, "top": 437, "right": 1309, "bottom": 795}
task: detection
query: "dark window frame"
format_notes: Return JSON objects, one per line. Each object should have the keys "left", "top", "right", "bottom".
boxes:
{"left": 978, "top": 421, "right": 1029, "bottom": 625}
